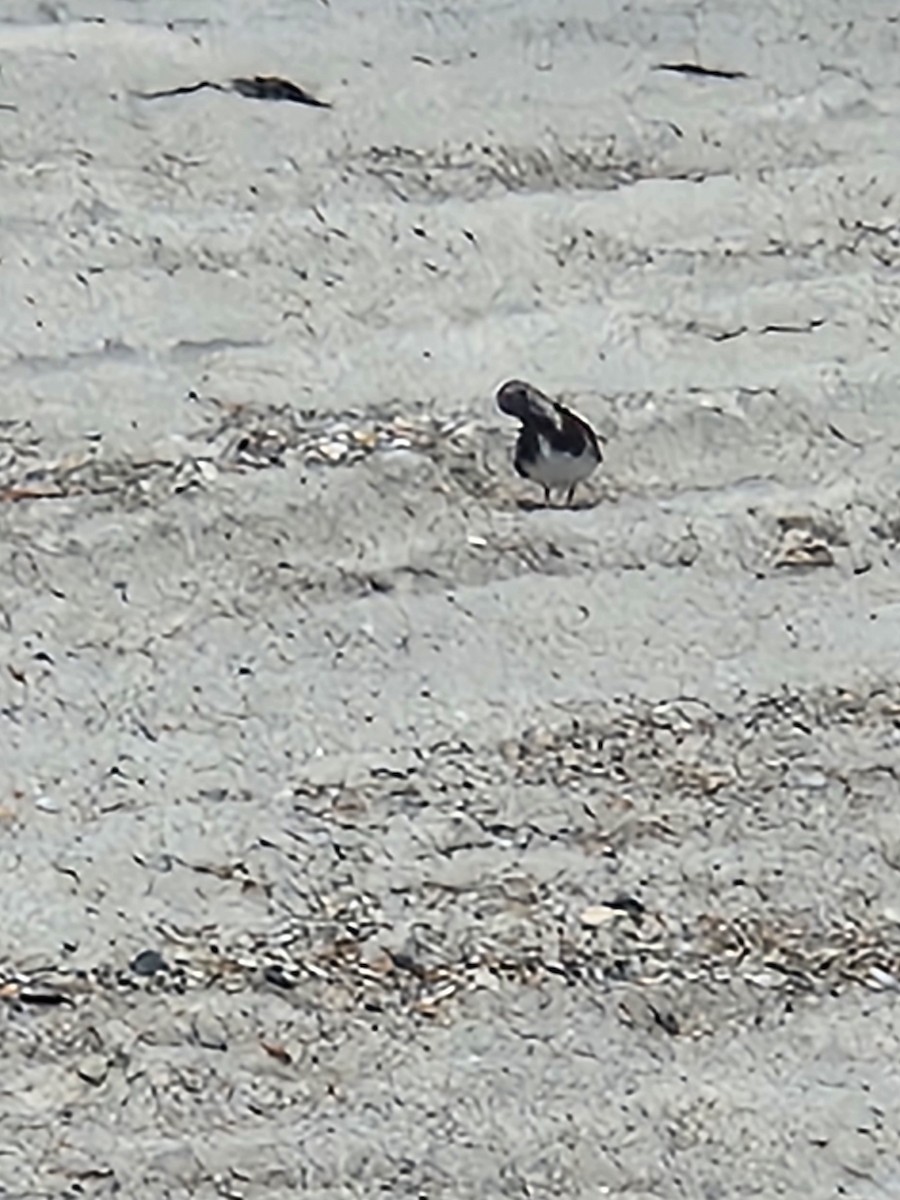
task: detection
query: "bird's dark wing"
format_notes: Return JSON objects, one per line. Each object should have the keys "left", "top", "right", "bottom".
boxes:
{"left": 497, "top": 379, "right": 600, "bottom": 459}
{"left": 553, "top": 401, "right": 601, "bottom": 459}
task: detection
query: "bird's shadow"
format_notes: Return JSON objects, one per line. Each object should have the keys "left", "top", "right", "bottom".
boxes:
{"left": 516, "top": 495, "right": 600, "bottom": 513}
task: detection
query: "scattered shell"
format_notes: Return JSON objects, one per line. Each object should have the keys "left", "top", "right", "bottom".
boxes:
{"left": 579, "top": 904, "right": 617, "bottom": 928}
{"left": 351, "top": 429, "right": 380, "bottom": 448}
{"left": 864, "top": 967, "right": 899, "bottom": 991}
{"left": 196, "top": 459, "right": 219, "bottom": 483}
{"left": 312, "top": 440, "right": 349, "bottom": 463}
{"left": 0, "top": 406, "right": 487, "bottom": 502}
{"left": 469, "top": 966, "right": 501, "bottom": 992}
{"left": 775, "top": 528, "right": 835, "bottom": 568}
{"left": 745, "top": 969, "right": 783, "bottom": 990}
{"left": 76, "top": 1053, "right": 110, "bottom": 1086}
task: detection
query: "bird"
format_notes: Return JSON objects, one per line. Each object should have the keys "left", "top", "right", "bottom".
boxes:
{"left": 495, "top": 378, "right": 602, "bottom": 507}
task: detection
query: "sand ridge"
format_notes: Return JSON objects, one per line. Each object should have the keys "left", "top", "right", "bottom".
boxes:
{"left": 2, "top": 0, "right": 900, "bottom": 1196}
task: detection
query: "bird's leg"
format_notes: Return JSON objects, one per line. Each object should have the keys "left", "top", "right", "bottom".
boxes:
{"left": 565, "top": 484, "right": 576, "bottom": 507}
{"left": 542, "top": 485, "right": 552, "bottom": 507}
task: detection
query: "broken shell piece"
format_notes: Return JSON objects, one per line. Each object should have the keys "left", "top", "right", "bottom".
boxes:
{"left": 196, "top": 459, "right": 219, "bottom": 483}
{"left": 775, "top": 528, "right": 834, "bottom": 568}
{"left": 351, "top": 428, "right": 380, "bottom": 448}
{"left": 579, "top": 904, "right": 618, "bottom": 928}
{"left": 313, "top": 441, "right": 349, "bottom": 463}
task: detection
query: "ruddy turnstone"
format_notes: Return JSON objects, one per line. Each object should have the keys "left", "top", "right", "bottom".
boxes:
{"left": 496, "top": 378, "right": 602, "bottom": 507}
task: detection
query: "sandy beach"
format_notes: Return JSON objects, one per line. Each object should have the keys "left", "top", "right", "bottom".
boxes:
{"left": 2, "top": 0, "right": 900, "bottom": 1195}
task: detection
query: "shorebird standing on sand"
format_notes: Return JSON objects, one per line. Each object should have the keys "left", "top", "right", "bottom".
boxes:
{"left": 496, "top": 379, "right": 602, "bottom": 507}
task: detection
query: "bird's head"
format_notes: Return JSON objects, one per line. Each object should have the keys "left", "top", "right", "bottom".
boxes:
{"left": 495, "top": 379, "right": 538, "bottom": 420}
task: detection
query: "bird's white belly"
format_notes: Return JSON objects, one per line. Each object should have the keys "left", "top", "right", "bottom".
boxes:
{"left": 522, "top": 437, "right": 596, "bottom": 488}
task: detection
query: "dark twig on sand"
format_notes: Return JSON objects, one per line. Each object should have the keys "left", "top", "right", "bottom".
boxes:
{"left": 654, "top": 62, "right": 749, "bottom": 80}
{"left": 133, "top": 75, "right": 331, "bottom": 108}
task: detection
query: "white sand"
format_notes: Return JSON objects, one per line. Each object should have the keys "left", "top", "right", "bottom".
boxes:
{"left": 2, "top": 0, "right": 900, "bottom": 1195}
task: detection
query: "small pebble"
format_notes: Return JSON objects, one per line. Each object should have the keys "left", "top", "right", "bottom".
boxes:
{"left": 191, "top": 1011, "right": 228, "bottom": 1051}
{"left": 130, "top": 949, "right": 167, "bottom": 977}
{"left": 262, "top": 964, "right": 296, "bottom": 989}
{"left": 76, "top": 1053, "right": 110, "bottom": 1086}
